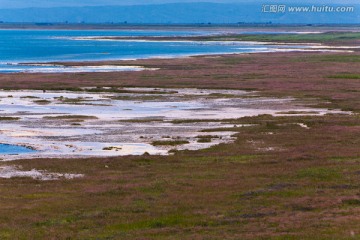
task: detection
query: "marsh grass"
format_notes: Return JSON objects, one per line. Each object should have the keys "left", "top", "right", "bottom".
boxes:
{"left": 328, "top": 74, "right": 360, "bottom": 79}
{"left": 297, "top": 167, "right": 342, "bottom": 181}
{"left": 0, "top": 113, "right": 359, "bottom": 239}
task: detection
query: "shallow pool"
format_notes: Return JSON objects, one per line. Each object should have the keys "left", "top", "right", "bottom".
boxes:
{"left": 0, "top": 144, "right": 35, "bottom": 155}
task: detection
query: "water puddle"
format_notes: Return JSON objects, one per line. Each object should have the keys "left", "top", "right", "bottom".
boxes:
{"left": 0, "top": 88, "right": 350, "bottom": 160}
{"left": 0, "top": 144, "right": 35, "bottom": 155}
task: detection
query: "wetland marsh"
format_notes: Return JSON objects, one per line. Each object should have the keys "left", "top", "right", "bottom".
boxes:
{"left": 0, "top": 27, "right": 359, "bottom": 239}
{"left": 1, "top": 87, "right": 347, "bottom": 160}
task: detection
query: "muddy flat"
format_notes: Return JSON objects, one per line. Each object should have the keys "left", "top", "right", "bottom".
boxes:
{"left": 0, "top": 87, "right": 348, "bottom": 160}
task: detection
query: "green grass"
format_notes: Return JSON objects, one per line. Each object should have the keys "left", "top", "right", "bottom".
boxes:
{"left": 328, "top": 74, "right": 360, "bottom": 79}
{"left": 297, "top": 167, "right": 342, "bottom": 181}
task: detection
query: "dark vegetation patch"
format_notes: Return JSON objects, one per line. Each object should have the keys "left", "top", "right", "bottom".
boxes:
{"left": 102, "top": 146, "right": 122, "bottom": 151}
{"left": 0, "top": 117, "right": 20, "bottom": 121}
{"left": 43, "top": 115, "right": 98, "bottom": 120}
{"left": 20, "top": 96, "right": 40, "bottom": 99}
{"left": 118, "top": 118, "right": 165, "bottom": 123}
{"left": 33, "top": 99, "right": 51, "bottom": 105}
{"left": 151, "top": 140, "right": 190, "bottom": 146}
{"left": 197, "top": 138, "right": 212, "bottom": 143}
{"left": 196, "top": 135, "right": 221, "bottom": 143}
{"left": 342, "top": 199, "right": 360, "bottom": 206}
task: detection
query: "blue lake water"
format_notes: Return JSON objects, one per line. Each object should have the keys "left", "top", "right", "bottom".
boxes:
{"left": 0, "top": 29, "right": 306, "bottom": 73}
{"left": 0, "top": 144, "right": 35, "bottom": 155}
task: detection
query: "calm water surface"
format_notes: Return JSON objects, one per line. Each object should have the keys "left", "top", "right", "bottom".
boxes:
{"left": 0, "top": 29, "right": 306, "bottom": 72}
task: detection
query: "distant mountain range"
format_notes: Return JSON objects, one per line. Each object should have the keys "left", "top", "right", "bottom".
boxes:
{"left": 0, "top": 3, "right": 359, "bottom": 24}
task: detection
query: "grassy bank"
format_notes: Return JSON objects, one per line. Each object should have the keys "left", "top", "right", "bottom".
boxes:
{"left": 0, "top": 113, "right": 359, "bottom": 239}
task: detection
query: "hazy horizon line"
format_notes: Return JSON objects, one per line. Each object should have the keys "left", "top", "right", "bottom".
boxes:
{"left": 1, "top": 1, "right": 359, "bottom": 10}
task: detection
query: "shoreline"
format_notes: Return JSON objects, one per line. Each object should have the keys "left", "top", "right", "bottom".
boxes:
{"left": 2, "top": 47, "right": 354, "bottom": 73}
{"left": 2, "top": 46, "right": 356, "bottom": 73}
{"left": 1, "top": 30, "right": 359, "bottom": 73}
{"left": 0, "top": 39, "right": 319, "bottom": 66}
{"left": 0, "top": 49, "right": 358, "bottom": 159}
{"left": 0, "top": 50, "right": 358, "bottom": 91}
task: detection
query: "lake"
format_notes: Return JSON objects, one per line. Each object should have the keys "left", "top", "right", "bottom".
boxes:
{"left": 0, "top": 29, "right": 308, "bottom": 73}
